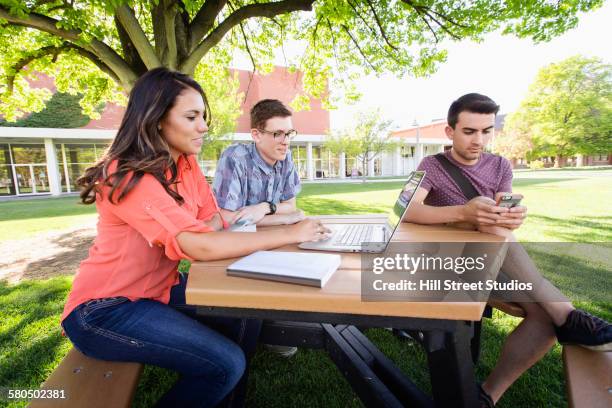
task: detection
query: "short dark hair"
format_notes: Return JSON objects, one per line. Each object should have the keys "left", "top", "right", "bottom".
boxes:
{"left": 447, "top": 93, "right": 500, "bottom": 128}
{"left": 250, "top": 99, "right": 292, "bottom": 129}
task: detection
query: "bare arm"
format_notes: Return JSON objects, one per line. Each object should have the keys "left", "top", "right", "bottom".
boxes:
{"left": 221, "top": 198, "right": 303, "bottom": 226}
{"left": 403, "top": 187, "right": 510, "bottom": 225}
{"left": 274, "top": 197, "right": 297, "bottom": 214}
{"left": 403, "top": 187, "right": 465, "bottom": 224}
{"left": 177, "top": 218, "right": 328, "bottom": 261}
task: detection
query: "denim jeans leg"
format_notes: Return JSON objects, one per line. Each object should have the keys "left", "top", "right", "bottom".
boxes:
{"left": 169, "top": 273, "right": 263, "bottom": 407}
{"left": 62, "top": 296, "right": 246, "bottom": 408}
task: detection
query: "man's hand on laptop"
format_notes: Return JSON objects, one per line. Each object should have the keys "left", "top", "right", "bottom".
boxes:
{"left": 290, "top": 219, "right": 332, "bottom": 243}
{"left": 461, "top": 196, "right": 509, "bottom": 226}
{"left": 233, "top": 203, "right": 269, "bottom": 225}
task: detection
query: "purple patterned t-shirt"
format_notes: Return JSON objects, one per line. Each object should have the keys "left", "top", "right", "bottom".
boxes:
{"left": 417, "top": 151, "right": 513, "bottom": 206}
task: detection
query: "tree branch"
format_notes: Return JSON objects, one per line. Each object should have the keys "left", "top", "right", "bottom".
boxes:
{"left": 4, "top": 45, "right": 62, "bottom": 95}
{"left": 364, "top": 0, "right": 398, "bottom": 50}
{"left": 345, "top": 0, "right": 400, "bottom": 63}
{"left": 238, "top": 22, "right": 257, "bottom": 103}
{"left": 400, "top": 0, "right": 462, "bottom": 39}
{"left": 416, "top": 10, "right": 438, "bottom": 43}
{"left": 181, "top": 0, "right": 314, "bottom": 74}
{"left": 3, "top": 43, "right": 120, "bottom": 96}
{"left": 0, "top": 5, "right": 137, "bottom": 86}
{"left": 114, "top": 15, "right": 147, "bottom": 75}
{"left": 239, "top": 22, "right": 257, "bottom": 72}
{"left": 189, "top": 0, "right": 228, "bottom": 52}
{"left": 115, "top": 4, "right": 161, "bottom": 69}
{"left": 341, "top": 24, "right": 376, "bottom": 71}
{"left": 162, "top": 0, "right": 178, "bottom": 69}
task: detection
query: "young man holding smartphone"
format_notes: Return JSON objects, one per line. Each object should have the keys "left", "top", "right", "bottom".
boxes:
{"left": 403, "top": 93, "right": 611, "bottom": 407}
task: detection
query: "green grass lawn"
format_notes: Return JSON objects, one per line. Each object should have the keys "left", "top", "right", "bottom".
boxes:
{"left": 0, "top": 196, "right": 96, "bottom": 242}
{"left": 1, "top": 169, "right": 611, "bottom": 407}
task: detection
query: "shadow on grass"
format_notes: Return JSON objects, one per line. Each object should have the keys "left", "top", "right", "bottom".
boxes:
{"left": 0, "top": 277, "right": 72, "bottom": 392}
{"left": 365, "top": 313, "right": 568, "bottom": 408}
{"left": 524, "top": 244, "right": 612, "bottom": 304}
{"left": 17, "top": 229, "right": 94, "bottom": 281}
{"left": 526, "top": 214, "right": 612, "bottom": 242}
{"left": 247, "top": 347, "right": 363, "bottom": 408}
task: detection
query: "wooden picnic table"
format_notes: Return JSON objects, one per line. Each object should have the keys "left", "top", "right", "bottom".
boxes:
{"left": 186, "top": 215, "right": 508, "bottom": 407}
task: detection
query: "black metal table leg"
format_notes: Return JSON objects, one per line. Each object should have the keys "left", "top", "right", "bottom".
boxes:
{"left": 425, "top": 322, "right": 479, "bottom": 408}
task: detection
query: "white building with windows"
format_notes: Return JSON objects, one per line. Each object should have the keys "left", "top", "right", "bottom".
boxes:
{"left": 0, "top": 68, "right": 451, "bottom": 198}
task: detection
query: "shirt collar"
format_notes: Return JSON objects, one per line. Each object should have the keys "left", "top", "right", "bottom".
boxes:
{"left": 248, "top": 143, "right": 282, "bottom": 174}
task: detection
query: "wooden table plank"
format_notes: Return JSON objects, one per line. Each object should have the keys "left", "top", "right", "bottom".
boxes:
{"left": 186, "top": 220, "right": 507, "bottom": 322}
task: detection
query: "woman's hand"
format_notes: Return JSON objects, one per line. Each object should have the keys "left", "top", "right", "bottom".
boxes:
{"left": 289, "top": 218, "right": 331, "bottom": 243}
{"left": 203, "top": 213, "right": 224, "bottom": 231}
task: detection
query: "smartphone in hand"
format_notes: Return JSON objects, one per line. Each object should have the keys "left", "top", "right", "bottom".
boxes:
{"left": 496, "top": 193, "right": 523, "bottom": 209}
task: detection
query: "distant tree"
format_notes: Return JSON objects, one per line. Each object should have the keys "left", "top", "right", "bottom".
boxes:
{"left": 0, "top": 91, "right": 96, "bottom": 128}
{"left": 493, "top": 111, "right": 533, "bottom": 163}
{"left": 325, "top": 109, "right": 397, "bottom": 182}
{"left": 507, "top": 55, "right": 612, "bottom": 166}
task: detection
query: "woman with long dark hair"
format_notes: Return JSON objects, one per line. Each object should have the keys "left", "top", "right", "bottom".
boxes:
{"left": 61, "top": 67, "right": 328, "bottom": 407}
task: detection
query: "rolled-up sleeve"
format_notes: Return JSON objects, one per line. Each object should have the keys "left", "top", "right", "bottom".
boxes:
{"left": 416, "top": 157, "right": 436, "bottom": 192}
{"left": 103, "top": 174, "right": 213, "bottom": 261}
{"left": 212, "top": 151, "right": 245, "bottom": 211}
{"left": 280, "top": 152, "right": 301, "bottom": 201}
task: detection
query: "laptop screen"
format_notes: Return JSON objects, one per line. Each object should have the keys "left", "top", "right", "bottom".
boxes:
{"left": 385, "top": 171, "right": 425, "bottom": 237}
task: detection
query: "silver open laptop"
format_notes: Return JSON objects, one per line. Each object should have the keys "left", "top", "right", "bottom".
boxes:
{"left": 299, "top": 171, "right": 425, "bottom": 253}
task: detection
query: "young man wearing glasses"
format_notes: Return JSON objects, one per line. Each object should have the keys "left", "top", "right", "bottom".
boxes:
{"left": 213, "top": 99, "right": 306, "bottom": 357}
{"left": 213, "top": 98, "right": 305, "bottom": 227}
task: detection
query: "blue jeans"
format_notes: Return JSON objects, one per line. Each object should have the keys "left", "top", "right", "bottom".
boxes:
{"left": 62, "top": 273, "right": 262, "bottom": 407}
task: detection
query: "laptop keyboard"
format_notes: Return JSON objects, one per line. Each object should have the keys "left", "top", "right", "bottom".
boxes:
{"left": 334, "top": 224, "right": 374, "bottom": 246}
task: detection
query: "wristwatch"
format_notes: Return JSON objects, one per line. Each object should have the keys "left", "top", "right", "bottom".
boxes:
{"left": 266, "top": 201, "right": 277, "bottom": 215}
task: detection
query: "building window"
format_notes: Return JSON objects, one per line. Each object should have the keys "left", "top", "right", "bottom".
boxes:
{"left": 0, "top": 144, "right": 16, "bottom": 196}
{"left": 11, "top": 145, "right": 46, "bottom": 164}
{"left": 290, "top": 145, "right": 307, "bottom": 179}
{"left": 401, "top": 145, "right": 413, "bottom": 158}
{"left": 56, "top": 143, "right": 109, "bottom": 192}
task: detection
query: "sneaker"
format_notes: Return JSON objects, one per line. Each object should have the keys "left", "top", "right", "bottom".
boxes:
{"left": 264, "top": 344, "right": 298, "bottom": 358}
{"left": 478, "top": 384, "right": 495, "bottom": 408}
{"left": 554, "top": 309, "right": 612, "bottom": 351}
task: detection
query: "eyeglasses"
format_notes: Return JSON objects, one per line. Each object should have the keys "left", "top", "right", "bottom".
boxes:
{"left": 257, "top": 128, "right": 297, "bottom": 142}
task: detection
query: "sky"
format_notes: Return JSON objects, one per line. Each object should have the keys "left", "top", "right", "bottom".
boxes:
{"left": 232, "top": 1, "right": 612, "bottom": 132}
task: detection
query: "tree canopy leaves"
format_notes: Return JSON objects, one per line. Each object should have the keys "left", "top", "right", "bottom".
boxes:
{"left": 0, "top": 0, "right": 605, "bottom": 124}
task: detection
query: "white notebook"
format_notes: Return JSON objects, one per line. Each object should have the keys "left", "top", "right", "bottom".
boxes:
{"left": 227, "top": 251, "right": 342, "bottom": 288}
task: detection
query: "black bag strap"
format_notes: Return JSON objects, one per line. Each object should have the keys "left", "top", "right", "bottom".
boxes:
{"left": 433, "top": 153, "right": 479, "bottom": 200}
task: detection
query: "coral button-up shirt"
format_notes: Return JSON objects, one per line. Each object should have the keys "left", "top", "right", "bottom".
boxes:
{"left": 62, "top": 154, "right": 225, "bottom": 322}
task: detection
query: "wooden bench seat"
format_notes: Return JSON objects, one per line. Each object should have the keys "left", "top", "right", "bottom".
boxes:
{"left": 562, "top": 345, "right": 612, "bottom": 408}
{"left": 28, "top": 348, "right": 143, "bottom": 408}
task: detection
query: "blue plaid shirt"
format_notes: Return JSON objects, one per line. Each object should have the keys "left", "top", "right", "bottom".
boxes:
{"left": 212, "top": 143, "right": 301, "bottom": 211}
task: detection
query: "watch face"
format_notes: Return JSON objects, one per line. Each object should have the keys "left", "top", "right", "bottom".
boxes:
{"left": 269, "top": 202, "right": 276, "bottom": 214}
